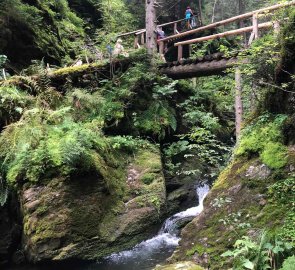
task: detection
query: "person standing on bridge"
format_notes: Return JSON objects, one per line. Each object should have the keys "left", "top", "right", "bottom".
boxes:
{"left": 185, "top": 6, "right": 194, "bottom": 29}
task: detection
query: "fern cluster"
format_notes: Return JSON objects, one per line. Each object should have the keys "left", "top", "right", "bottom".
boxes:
{"left": 0, "top": 86, "right": 33, "bottom": 125}
{"left": 0, "top": 108, "right": 110, "bottom": 184}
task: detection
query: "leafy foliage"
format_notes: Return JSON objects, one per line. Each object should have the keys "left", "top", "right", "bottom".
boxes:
{"left": 268, "top": 177, "right": 295, "bottom": 242}
{"left": 222, "top": 232, "right": 294, "bottom": 270}
{"left": 0, "top": 86, "right": 33, "bottom": 125}
{"left": 236, "top": 114, "right": 288, "bottom": 169}
{"left": 280, "top": 256, "right": 295, "bottom": 270}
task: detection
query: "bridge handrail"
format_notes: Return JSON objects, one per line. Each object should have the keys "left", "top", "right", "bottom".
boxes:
{"left": 117, "top": 17, "right": 191, "bottom": 38}
{"left": 175, "top": 21, "right": 274, "bottom": 46}
{"left": 160, "top": 1, "right": 295, "bottom": 43}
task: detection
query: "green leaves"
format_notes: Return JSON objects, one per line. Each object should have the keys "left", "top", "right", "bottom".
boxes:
{"left": 221, "top": 231, "right": 294, "bottom": 270}
{"left": 243, "top": 259, "right": 255, "bottom": 269}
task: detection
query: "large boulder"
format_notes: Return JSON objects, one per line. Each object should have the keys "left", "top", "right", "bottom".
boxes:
{"left": 20, "top": 145, "right": 166, "bottom": 263}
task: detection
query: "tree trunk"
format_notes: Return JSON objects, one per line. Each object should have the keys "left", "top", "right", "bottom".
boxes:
{"left": 238, "top": 0, "right": 247, "bottom": 44}
{"left": 235, "top": 67, "right": 243, "bottom": 138}
{"left": 198, "top": 0, "right": 203, "bottom": 25}
{"left": 211, "top": 0, "right": 218, "bottom": 23}
{"left": 146, "top": 0, "right": 157, "bottom": 56}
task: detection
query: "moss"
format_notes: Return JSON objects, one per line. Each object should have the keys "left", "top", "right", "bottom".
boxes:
{"left": 19, "top": 141, "right": 167, "bottom": 262}
{"left": 35, "top": 205, "right": 48, "bottom": 216}
{"left": 51, "top": 62, "right": 104, "bottom": 76}
{"left": 173, "top": 145, "right": 294, "bottom": 270}
{"left": 141, "top": 173, "right": 157, "bottom": 185}
{"left": 135, "top": 148, "right": 163, "bottom": 172}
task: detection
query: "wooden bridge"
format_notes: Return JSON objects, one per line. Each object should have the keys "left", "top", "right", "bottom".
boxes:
{"left": 119, "top": 1, "right": 295, "bottom": 79}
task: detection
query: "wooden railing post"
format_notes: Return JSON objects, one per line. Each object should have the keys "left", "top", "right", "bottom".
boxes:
{"left": 134, "top": 35, "right": 139, "bottom": 49}
{"left": 177, "top": 45, "right": 183, "bottom": 61}
{"left": 141, "top": 33, "right": 145, "bottom": 45}
{"left": 174, "top": 22, "right": 178, "bottom": 34}
{"left": 189, "top": 45, "right": 192, "bottom": 58}
{"left": 274, "top": 21, "right": 280, "bottom": 35}
{"left": 253, "top": 13, "right": 259, "bottom": 39}
{"left": 159, "top": 41, "right": 164, "bottom": 55}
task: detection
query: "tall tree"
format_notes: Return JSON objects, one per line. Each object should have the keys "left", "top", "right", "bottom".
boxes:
{"left": 235, "top": 67, "right": 243, "bottom": 138}
{"left": 146, "top": 0, "right": 157, "bottom": 55}
{"left": 198, "top": 0, "right": 203, "bottom": 25}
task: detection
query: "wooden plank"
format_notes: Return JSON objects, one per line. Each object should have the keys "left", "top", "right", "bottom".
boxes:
{"left": 117, "top": 19, "right": 186, "bottom": 38}
{"left": 160, "top": 1, "right": 295, "bottom": 42}
{"left": 175, "top": 21, "right": 273, "bottom": 46}
{"left": 117, "top": 29, "right": 145, "bottom": 37}
{"left": 136, "top": 29, "right": 146, "bottom": 35}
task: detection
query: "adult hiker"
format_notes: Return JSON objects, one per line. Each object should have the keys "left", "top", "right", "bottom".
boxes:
{"left": 185, "top": 6, "right": 194, "bottom": 29}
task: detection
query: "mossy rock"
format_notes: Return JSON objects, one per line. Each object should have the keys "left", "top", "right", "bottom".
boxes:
{"left": 154, "top": 261, "right": 204, "bottom": 270}
{"left": 20, "top": 142, "right": 166, "bottom": 263}
{"left": 170, "top": 150, "right": 294, "bottom": 270}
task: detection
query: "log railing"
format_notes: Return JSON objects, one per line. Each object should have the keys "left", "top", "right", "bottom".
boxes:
{"left": 161, "top": 0, "right": 295, "bottom": 43}
{"left": 119, "top": 16, "right": 198, "bottom": 49}
{"left": 173, "top": 1, "right": 295, "bottom": 61}
{"left": 118, "top": 1, "right": 294, "bottom": 58}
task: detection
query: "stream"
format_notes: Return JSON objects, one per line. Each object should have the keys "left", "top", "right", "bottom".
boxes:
{"left": 7, "top": 184, "right": 209, "bottom": 270}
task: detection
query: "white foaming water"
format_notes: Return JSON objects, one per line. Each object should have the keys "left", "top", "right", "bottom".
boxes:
{"left": 160, "top": 184, "right": 209, "bottom": 234}
{"left": 106, "top": 184, "right": 210, "bottom": 264}
{"left": 174, "top": 184, "right": 209, "bottom": 218}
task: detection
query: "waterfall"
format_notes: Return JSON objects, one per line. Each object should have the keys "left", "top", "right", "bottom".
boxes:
{"left": 104, "top": 183, "right": 210, "bottom": 266}
{"left": 159, "top": 184, "right": 209, "bottom": 235}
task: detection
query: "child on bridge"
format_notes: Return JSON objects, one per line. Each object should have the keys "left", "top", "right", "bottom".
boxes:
{"left": 185, "top": 6, "right": 194, "bottom": 29}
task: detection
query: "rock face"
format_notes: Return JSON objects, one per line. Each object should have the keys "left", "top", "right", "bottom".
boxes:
{"left": 0, "top": 195, "right": 22, "bottom": 265}
{"left": 165, "top": 158, "right": 205, "bottom": 215}
{"left": 20, "top": 146, "right": 166, "bottom": 263}
{"left": 170, "top": 152, "right": 295, "bottom": 270}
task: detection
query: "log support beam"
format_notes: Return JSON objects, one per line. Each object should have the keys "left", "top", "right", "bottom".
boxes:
{"left": 160, "top": 58, "right": 239, "bottom": 79}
